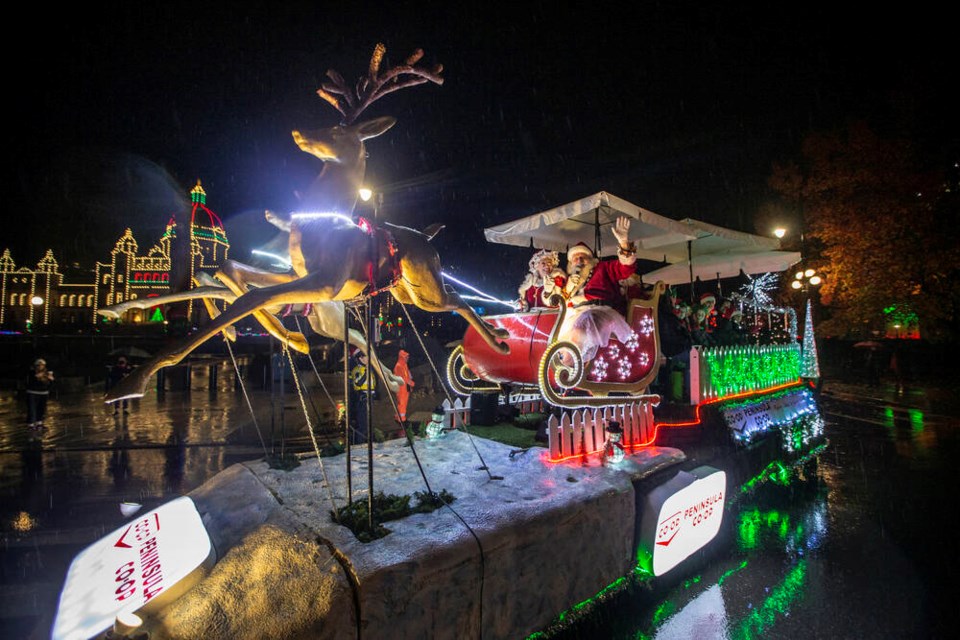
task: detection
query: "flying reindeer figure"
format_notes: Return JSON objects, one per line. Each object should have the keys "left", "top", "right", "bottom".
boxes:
{"left": 99, "top": 271, "right": 408, "bottom": 393}
{"left": 103, "top": 43, "right": 509, "bottom": 403}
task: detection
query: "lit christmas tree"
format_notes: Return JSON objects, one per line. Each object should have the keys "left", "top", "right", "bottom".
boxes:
{"left": 801, "top": 298, "right": 820, "bottom": 379}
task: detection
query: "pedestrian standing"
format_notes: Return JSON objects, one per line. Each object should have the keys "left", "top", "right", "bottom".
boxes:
{"left": 392, "top": 350, "right": 415, "bottom": 431}
{"left": 26, "top": 358, "right": 54, "bottom": 429}
{"left": 349, "top": 350, "right": 377, "bottom": 444}
{"left": 107, "top": 356, "right": 135, "bottom": 414}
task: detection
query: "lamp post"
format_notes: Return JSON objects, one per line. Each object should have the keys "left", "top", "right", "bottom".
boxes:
{"left": 792, "top": 269, "right": 822, "bottom": 381}
{"left": 791, "top": 268, "right": 821, "bottom": 294}
{"left": 28, "top": 295, "right": 44, "bottom": 331}
{"left": 358, "top": 186, "right": 382, "bottom": 222}
{"left": 357, "top": 186, "right": 379, "bottom": 531}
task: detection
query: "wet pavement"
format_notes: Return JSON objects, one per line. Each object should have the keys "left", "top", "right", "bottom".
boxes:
{"left": 551, "top": 378, "right": 960, "bottom": 639}
{"left": 2, "top": 368, "right": 958, "bottom": 639}
{"left": 0, "top": 363, "right": 356, "bottom": 639}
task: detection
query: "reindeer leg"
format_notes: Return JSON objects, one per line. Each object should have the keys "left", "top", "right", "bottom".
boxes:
{"left": 105, "top": 276, "right": 347, "bottom": 402}
{"left": 215, "top": 262, "right": 309, "bottom": 354}
{"left": 304, "top": 301, "right": 403, "bottom": 394}
{"left": 392, "top": 276, "right": 510, "bottom": 355}
{"left": 190, "top": 273, "right": 238, "bottom": 342}
{"left": 98, "top": 286, "right": 236, "bottom": 319}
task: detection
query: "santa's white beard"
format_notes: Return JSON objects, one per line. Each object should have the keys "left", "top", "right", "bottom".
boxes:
{"left": 567, "top": 259, "right": 596, "bottom": 277}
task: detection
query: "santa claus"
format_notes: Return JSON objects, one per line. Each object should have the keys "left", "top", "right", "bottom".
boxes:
{"left": 556, "top": 216, "right": 638, "bottom": 362}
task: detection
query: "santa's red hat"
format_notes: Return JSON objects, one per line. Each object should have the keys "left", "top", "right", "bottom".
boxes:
{"left": 567, "top": 242, "right": 594, "bottom": 261}
{"left": 699, "top": 292, "right": 717, "bottom": 305}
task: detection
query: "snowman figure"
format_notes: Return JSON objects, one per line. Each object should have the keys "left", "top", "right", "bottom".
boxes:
{"left": 425, "top": 406, "right": 447, "bottom": 439}
{"left": 601, "top": 420, "right": 626, "bottom": 464}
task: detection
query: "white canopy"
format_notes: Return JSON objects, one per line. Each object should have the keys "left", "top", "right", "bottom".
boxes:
{"left": 484, "top": 192, "right": 698, "bottom": 260}
{"left": 643, "top": 249, "right": 802, "bottom": 285}
{"left": 483, "top": 191, "right": 797, "bottom": 283}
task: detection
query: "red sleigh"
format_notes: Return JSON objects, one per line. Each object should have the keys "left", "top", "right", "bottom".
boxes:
{"left": 447, "top": 283, "right": 666, "bottom": 409}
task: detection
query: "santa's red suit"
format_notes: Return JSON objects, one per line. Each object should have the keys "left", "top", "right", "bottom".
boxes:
{"left": 569, "top": 258, "right": 636, "bottom": 313}
{"left": 558, "top": 244, "right": 637, "bottom": 362}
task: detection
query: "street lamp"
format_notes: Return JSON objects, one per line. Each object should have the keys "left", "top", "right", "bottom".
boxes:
{"left": 773, "top": 227, "right": 786, "bottom": 239}
{"left": 791, "top": 268, "right": 821, "bottom": 291}
{"left": 358, "top": 186, "right": 382, "bottom": 222}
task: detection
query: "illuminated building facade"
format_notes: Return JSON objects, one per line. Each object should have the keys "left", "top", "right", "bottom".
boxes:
{"left": 0, "top": 180, "right": 229, "bottom": 331}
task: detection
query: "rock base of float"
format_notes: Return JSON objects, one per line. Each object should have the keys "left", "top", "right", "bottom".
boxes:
{"left": 146, "top": 431, "right": 686, "bottom": 640}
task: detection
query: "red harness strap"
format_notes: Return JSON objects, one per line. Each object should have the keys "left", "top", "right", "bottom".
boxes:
{"left": 357, "top": 217, "right": 402, "bottom": 297}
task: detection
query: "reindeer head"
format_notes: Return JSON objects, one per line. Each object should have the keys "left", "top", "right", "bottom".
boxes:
{"left": 291, "top": 116, "right": 397, "bottom": 165}
{"left": 291, "top": 44, "right": 442, "bottom": 216}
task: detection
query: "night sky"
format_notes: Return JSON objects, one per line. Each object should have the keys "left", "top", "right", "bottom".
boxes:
{"left": 7, "top": 2, "right": 954, "bottom": 300}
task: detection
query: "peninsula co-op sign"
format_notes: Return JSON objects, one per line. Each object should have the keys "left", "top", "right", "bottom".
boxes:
{"left": 52, "top": 496, "right": 213, "bottom": 640}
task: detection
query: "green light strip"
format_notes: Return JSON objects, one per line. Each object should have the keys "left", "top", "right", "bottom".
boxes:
{"left": 702, "top": 344, "right": 800, "bottom": 398}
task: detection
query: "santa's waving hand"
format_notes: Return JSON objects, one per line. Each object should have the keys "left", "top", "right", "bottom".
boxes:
{"left": 612, "top": 216, "right": 634, "bottom": 253}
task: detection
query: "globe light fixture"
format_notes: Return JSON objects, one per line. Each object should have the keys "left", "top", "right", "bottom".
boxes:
{"left": 31, "top": 296, "right": 43, "bottom": 306}
{"left": 358, "top": 187, "right": 373, "bottom": 202}
{"left": 773, "top": 227, "right": 786, "bottom": 239}
{"left": 793, "top": 269, "right": 821, "bottom": 293}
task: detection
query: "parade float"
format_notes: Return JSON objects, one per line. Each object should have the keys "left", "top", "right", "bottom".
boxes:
{"left": 51, "top": 45, "right": 827, "bottom": 640}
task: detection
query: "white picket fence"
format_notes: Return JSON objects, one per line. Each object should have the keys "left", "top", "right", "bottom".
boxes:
{"left": 439, "top": 392, "right": 547, "bottom": 429}
{"left": 440, "top": 397, "right": 471, "bottom": 429}
{"left": 546, "top": 402, "right": 656, "bottom": 461}
{"left": 441, "top": 395, "right": 654, "bottom": 462}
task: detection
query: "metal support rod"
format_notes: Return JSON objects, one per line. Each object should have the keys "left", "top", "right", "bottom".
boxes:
{"left": 366, "top": 292, "right": 375, "bottom": 531}
{"left": 343, "top": 304, "right": 352, "bottom": 504}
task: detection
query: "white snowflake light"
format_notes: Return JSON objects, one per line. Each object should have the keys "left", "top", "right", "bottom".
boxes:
{"left": 639, "top": 315, "right": 655, "bottom": 336}
{"left": 739, "top": 272, "right": 779, "bottom": 310}
{"left": 591, "top": 357, "right": 608, "bottom": 380}
{"left": 624, "top": 331, "right": 639, "bottom": 352}
{"left": 617, "top": 358, "right": 632, "bottom": 379}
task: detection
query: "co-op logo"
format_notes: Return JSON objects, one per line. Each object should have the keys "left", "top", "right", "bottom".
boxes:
{"left": 115, "top": 561, "right": 137, "bottom": 601}
{"left": 655, "top": 491, "right": 724, "bottom": 546}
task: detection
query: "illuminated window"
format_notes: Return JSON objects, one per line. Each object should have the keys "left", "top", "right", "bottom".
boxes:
{"left": 69, "top": 294, "right": 76, "bottom": 306}
{"left": 103, "top": 274, "right": 111, "bottom": 285}
{"left": 60, "top": 295, "right": 67, "bottom": 305}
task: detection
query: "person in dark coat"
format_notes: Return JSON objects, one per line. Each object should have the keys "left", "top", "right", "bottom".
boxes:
{"left": 107, "top": 357, "right": 134, "bottom": 414}
{"left": 26, "top": 358, "right": 54, "bottom": 428}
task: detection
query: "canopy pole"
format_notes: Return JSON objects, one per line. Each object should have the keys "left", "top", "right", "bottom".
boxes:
{"left": 594, "top": 209, "right": 601, "bottom": 255}
{"left": 688, "top": 240, "right": 695, "bottom": 303}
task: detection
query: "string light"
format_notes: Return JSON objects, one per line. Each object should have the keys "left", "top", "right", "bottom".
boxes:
{"left": 441, "top": 272, "right": 516, "bottom": 307}
{"left": 800, "top": 299, "right": 820, "bottom": 378}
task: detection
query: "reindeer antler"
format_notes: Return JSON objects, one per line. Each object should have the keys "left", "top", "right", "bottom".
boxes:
{"left": 317, "top": 43, "right": 444, "bottom": 124}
